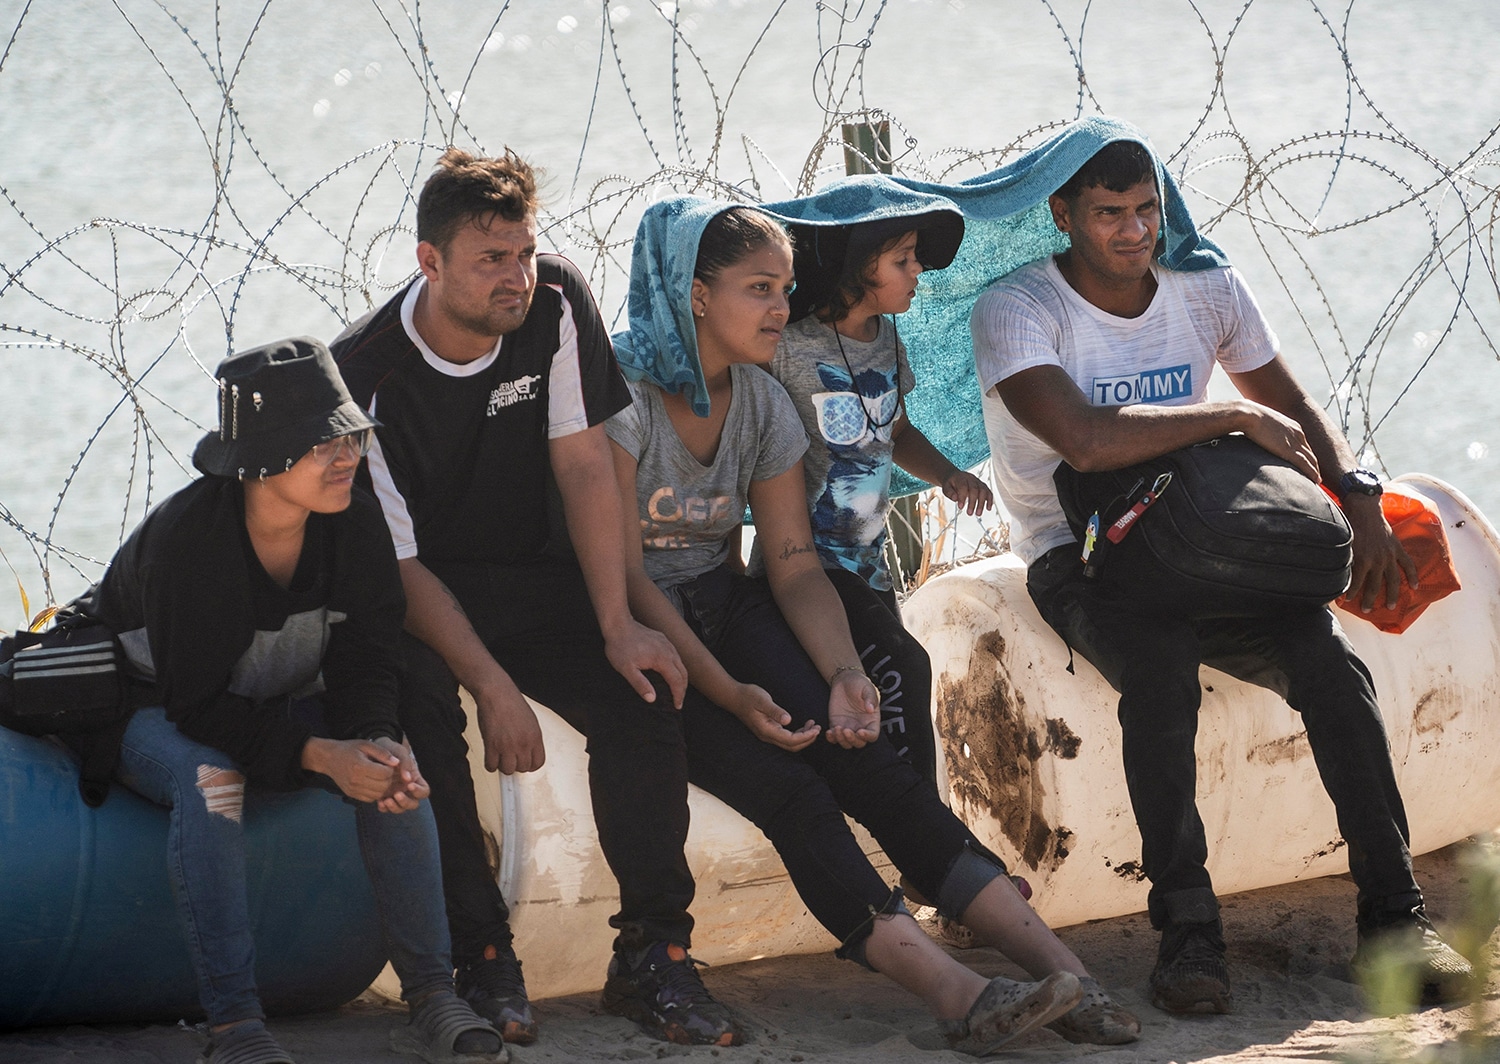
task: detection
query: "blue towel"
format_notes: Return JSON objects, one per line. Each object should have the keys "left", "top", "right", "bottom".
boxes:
{"left": 767, "top": 115, "right": 1227, "bottom": 495}
{"left": 612, "top": 196, "right": 740, "bottom": 418}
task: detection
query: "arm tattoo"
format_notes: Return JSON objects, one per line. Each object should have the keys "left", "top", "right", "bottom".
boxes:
{"left": 779, "top": 538, "right": 816, "bottom": 561}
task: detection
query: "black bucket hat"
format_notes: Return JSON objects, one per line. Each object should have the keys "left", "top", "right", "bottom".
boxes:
{"left": 787, "top": 208, "right": 964, "bottom": 322}
{"left": 192, "top": 336, "right": 379, "bottom": 480}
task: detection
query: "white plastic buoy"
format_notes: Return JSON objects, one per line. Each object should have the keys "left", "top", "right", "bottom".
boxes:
{"left": 376, "top": 473, "right": 1500, "bottom": 1001}
{"left": 901, "top": 473, "right": 1500, "bottom": 929}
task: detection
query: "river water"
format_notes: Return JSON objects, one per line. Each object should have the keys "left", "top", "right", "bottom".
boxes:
{"left": 1, "top": 0, "right": 1497, "bottom": 623}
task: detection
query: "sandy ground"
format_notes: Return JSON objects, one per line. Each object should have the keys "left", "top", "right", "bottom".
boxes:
{"left": 5, "top": 842, "right": 1498, "bottom": 1064}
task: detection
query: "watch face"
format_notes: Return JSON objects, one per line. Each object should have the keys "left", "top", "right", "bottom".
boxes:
{"left": 1341, "top": 469, "right": 1383, "bottom": 496}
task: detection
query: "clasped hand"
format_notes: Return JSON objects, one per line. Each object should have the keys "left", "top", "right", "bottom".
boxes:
{"left": 307, "top": 735, "right": 429, "bottom": 813}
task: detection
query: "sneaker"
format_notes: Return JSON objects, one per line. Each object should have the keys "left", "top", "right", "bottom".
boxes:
{"left": 940, "top": 972, "right": 1081, "bottom": 1055}
{"left": 457, "top": 945, "right": 538, "bottom": 1045}
{"left": 1150, "top": 920, "right": 1232, "bottom": 1014}
{"left": 1047, "top": 975, "right": 1141, "bottom": 1045}
{"left": 601, "top": 941, "right": 742, "bottom": 1046}
{"left": 1353, "top": 913, "right": 1474, "bottom": 1007}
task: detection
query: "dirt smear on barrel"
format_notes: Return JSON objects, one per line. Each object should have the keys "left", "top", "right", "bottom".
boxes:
{"left": 936, "top": 630, "right": 1075, "bottom": 872}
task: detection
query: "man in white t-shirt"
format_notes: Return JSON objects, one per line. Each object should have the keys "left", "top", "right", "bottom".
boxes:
{"left": 971, "top": 138, "right": 1471, "bottom": 1015}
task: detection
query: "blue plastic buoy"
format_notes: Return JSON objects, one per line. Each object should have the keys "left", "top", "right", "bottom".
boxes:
{"left": 0, "top": 728, "right": 387, "bottom": 1028}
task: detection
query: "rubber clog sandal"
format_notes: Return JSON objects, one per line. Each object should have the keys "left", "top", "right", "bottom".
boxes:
{"left": 390, "top": 990, "right": 508, "bottom": 1064}
{"left": 941, "top": 971, "right": 1082, "bottom": 1056}
{"left": 1046, "top": 975, "right": 1141, "bottom": 1045}
{"left": 197, "top": 1020, "right": 295, "bottom": 1064}
{"left": 937, "top": 915, "right": 977, "bottom": 950}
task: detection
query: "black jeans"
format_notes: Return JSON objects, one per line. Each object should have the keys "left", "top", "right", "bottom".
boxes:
{"left": 823, "top": 567, "right": 937, "bottom": 784}
{"left": 1026, "top": 544, "right": 1421, "bottom": 930}
{"left": 675, "top": 564, "right": 1001, "bottom": 951}
{"left": 401, "top": 559, "right": 695, "bottom": 965}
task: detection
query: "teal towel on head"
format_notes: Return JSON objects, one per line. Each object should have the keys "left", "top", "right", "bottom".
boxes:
{"left": 612, "top": 195, "right": 740, "bottom": 418}
{"left": 761, "top": 176, "right": 964, "bottom": 323}
{"left": 762, "top": 174, "right": 963, "bottom": 229}
{"left": 770, "top": 115, "right": 1227, "bottom": 496}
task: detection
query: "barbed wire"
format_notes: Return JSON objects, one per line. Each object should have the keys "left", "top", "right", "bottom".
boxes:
{"left": 1, "top": 0, "right": 1497, "bottom": 621}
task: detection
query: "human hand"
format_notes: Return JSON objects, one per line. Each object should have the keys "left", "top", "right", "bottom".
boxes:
{"left": 475, "top": 678, "right": 547, "bottom": 775}
{"left": 1340, "top": 492, "right": 1418, "bottom": 613}
{"left": 304, "top": 737, "right": 401, "bottom": 804}
{"left": 1242, "top": 403, "right": 1320, "bottom": 482}
{"left": 370, "top": 736, "right": 430, "bottom": 813}
{"left": 729, "top": 683, "right": 821, "bottom": 752}
{"left": 941, "top": 469, "right": 995, "bottom": 516}
{"left": 605, "top": 619, "right": 689, "bottom": 709}
{"left": 825, "top": 670, "right": 881, "bottom": 749}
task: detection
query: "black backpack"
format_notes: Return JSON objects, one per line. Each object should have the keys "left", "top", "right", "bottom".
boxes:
{"left": 1053, "top": 434, "right": 1353, "bottom": 618}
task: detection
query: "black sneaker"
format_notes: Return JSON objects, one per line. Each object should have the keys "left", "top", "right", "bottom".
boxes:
{"left": 601, "top": 941, "right": 742, "bottom": 1046}
{"left": 1353, "top": 912, "right": 1474, "bottom": 1007}
{"left": 1150, "top": 919, "right": 1232, "bottom": 1014}
{"left": 457, "top": 945, "right": 537, "bottom": 1045}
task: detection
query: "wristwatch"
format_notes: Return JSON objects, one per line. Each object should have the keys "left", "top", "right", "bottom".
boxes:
{"left": 1336, "top": 468, "right": 1383, "bottom": 501}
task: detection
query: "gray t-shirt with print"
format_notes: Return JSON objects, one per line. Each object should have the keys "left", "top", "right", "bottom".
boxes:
{"left": 606, "top": 365, "right": 808, "bottom": 591}
{"left": 754, "top": 315, "right": 915, "bottom": 590}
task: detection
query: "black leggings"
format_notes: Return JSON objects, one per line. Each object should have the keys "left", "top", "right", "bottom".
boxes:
{"left": 822, "top": 566, "right": 937, "bottom": 783}
{"left": 675, "top": 564, "right": 1002, "bottom": 954}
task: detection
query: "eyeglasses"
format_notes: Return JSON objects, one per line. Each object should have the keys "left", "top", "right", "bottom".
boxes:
{"left": 308, "top": 429, "right": 374, "bottom": 466}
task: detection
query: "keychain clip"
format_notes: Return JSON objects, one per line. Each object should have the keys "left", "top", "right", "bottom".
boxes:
{"left": 1105, "top": 471, "right": 1174, "bottom": 544}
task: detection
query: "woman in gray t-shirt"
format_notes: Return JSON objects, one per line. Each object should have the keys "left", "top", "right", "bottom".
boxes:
{"left": 606, "top": 198, "right": 1139, "bottom": 1051}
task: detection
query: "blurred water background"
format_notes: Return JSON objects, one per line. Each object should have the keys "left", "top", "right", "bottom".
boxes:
{"left": 2, "top": 0, "right": 1497, "bottom": 625}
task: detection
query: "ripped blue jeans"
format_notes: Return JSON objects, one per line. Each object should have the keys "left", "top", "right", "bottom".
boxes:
{"left": 116, "top": 706, "right": 452, "bottom": 1026}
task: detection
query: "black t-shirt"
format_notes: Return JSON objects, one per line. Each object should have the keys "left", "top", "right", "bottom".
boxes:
{"left": 334, "top": 255, "right": 630, "bottom": 567}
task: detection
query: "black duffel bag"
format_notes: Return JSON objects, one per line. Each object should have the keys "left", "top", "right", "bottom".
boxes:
{"left": 1, "top": 613, "right": 134, "bottom": 806}
{"left": 1053, "top": 434, "right": 1353, "bottom": 618}
{"left": 0, "top": 622, "right": 126, "bottom": 736}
